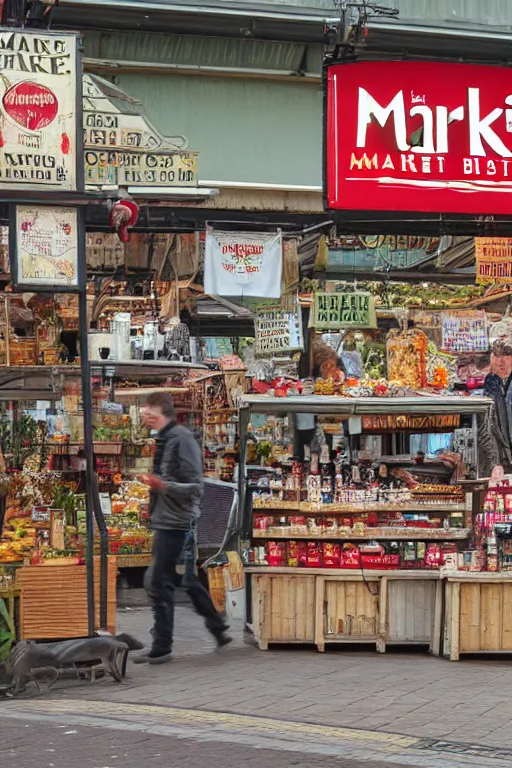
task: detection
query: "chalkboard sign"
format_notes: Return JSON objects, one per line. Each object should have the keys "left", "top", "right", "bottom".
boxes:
{"left": 311, "top": 292, "right": 377, "bottom": 330}
{"left": 254, "top": 300, "right": 303, "bottom": 357}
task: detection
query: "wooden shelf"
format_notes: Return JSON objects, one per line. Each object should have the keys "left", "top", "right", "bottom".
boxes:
{"left": 252, "top": 528, "right": 471, "bottom": 541}
{"left": 116, "top": 553, "right": 152, "bottom": 568}
{"left": 245, "top": 566, "right": 441, "bottom": 579}
{"left": 115, "top": 386, "right": 189, "bottom": 398}
{"left": 253, "top": 501, "right": 466, "bottom": 514}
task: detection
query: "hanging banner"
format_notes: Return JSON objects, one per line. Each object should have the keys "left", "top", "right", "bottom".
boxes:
{"left": 475, "top": 238, "right": 512, "bottom": 284}
{"left": 254, "top": 299, "right": 303, "bottom": 357}
{"left": 204, "top": 230, "right": 282, "bottom": 298}
{"left": 0, "top": 30, "right": 79, "bottom": 191}
{"left": 441, "top": 310, "right": 489, "bottom": 353}
{"left": 311, "top": 292, "right": 377, "bottom": 330}
{"left": 11, "top": 204, "right": 79, "bottom": 288}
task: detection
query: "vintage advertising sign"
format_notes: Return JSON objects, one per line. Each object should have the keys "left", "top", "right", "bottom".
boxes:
{"left": 254, "top": 299, "right": 303, "bottom": 356}
{"left": 441, "top": 310, "right": 489, "bottom": 353}
{"left": 311, "top": 292, "right": 376, "bottom": 329}
{"left": 475, "top": 238, "right": 512, "bottom": 284}
{"left": 83, "top": 74, "right": 198, "bottom": 188}
{"left": 362, "top": 414, "right": 460, "bottom": 431}
{"left": 325, "top": 61, "right": 512, "bottom": 215}
{"left": 12, "top": 204, "right": 79, "bottom": 288}
{"left": 204, "top": 229, "right": 282, "bottom": 298}
{"left": 0, "top": 30, "right": 79, "bottom": 190}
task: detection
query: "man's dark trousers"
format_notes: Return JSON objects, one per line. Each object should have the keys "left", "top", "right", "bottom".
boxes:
{"left": 146, "top": 528, "right": 226, "bottom": 653}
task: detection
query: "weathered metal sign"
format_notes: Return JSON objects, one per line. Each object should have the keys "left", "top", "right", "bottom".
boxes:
{"left": 0, "top": 30, "right": 79, "bottom": 190}
{"left": 83, "top": 75, "right": 198, "bottom": 188}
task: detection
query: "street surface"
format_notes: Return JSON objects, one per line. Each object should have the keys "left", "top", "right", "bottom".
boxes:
{"left": 3, "top": 599, "right": 512, "bottom": 768}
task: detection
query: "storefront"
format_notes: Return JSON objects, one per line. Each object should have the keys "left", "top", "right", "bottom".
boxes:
{"left": 231, "top": 57, "right": 512, "bottom": 660}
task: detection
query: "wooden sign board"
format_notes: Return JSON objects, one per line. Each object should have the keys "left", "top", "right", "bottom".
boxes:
{"left": 311, "top": 292, "right": 376, "bottom": 329}
{"left": 362, "top": 414, "right": 461, "bottom": 431}
{"left": 476, "top": 238, "right": 512, "bottom": 284}
{"left": 254, "top": 300, "right": 303, "bottom": 356}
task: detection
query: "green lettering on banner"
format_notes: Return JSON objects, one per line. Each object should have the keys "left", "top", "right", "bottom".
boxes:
{"left": 311, "top": 292, "right": 377, "bottom": 330}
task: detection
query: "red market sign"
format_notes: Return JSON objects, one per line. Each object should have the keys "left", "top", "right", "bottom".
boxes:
{"left": 325, "top": 61, "right": 512, "bottom": 215}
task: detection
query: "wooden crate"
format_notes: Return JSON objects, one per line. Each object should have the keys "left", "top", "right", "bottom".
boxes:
{"left": 386, "top": 579, "right": 437, "bottom": 645}
{"left": 15, "top": 556, "right": 117, "bottom": 640}
{"left": 252, "top": 573, "right": 316, "bottom": 650}
{"left": 322, "top": 577, "right": 379, "bottom": 643}
{"left": 444, "top": 576, "right": 512, "bottom": 660}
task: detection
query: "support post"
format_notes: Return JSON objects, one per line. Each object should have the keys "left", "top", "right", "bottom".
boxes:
{"left": 79, "top": 287, "right": 96, "bottom": 636}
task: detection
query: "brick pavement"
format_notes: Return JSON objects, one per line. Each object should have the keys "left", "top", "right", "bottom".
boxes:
{"left": 11, "top": 602, "right": 512, "bottom": 751}
{"left": 2, "top": 719, "right": 417, "bottom": 768}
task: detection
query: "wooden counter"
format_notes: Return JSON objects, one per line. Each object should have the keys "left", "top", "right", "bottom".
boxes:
{"left": 15, "top": 557, "right": 117, "bottom": 639}
{"left": 246, "top": 568, "right": 441, "bottom": 653}
{"left": 443, "top": 573, "right": 512, "bottom": 660}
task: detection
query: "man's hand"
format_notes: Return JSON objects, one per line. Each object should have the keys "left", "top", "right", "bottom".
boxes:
{"left": 139, "top": 473, "right": 166, "bottom": 491}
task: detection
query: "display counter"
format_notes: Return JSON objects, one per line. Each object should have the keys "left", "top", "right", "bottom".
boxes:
{"left": 240, "top": 394, "right": 491, "bottom": 657}
{"left": 246, "top": 567, "right": 441, "bottom": 654}
{"left": 443, "top": 573, "right": 512, "bottom": 660}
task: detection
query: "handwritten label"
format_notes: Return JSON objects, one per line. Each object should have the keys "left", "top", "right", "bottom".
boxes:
{"left": 441, "top": 311, "right": 488, "bottom": 353}
{"left": 15, "top": 205, "right": 78, "bottom": 287}
{"left": 254, "top": 301, "right": 303, "bottom": 356}
{"left": 476, "top": 238, "right": 512, "bottom": 284}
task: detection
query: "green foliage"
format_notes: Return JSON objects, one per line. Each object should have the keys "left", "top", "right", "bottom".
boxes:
{"left": 0, "top": 598, "right": 14, "bottom": 664}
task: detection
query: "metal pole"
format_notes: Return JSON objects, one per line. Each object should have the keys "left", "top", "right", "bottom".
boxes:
{"left": 79, "top": 288, "right": 95, "bottom": 636}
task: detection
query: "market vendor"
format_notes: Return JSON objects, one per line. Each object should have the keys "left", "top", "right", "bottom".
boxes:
{"left": 312, "top": 341, "right": 346, "bottom": 382}
{"left": 483, "top": 341, "right": 512, "bottom": 470}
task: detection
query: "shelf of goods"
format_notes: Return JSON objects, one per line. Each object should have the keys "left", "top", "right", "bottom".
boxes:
{"left": 239, "top": 394, "right": 491, "bottom": 654}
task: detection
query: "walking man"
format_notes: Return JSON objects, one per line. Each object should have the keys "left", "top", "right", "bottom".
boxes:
{"left": 135, "top": 391, "right": 231, "bottom": 664}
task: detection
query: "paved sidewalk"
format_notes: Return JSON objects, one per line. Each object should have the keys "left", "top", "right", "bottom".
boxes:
{"left": 2, "top": 718, "right": 417, "bottom": 768}
{"left": 12, "top": 603, "right": 512, "bottom": 750}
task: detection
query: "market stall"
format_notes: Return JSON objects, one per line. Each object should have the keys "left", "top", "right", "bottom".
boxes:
{"left": 239, "top": 394, "right": 491, "bottom": 653}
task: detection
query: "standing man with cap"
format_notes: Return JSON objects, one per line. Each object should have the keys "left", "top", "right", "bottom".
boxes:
{"left": 135, "top": 391, "right": 231, "bottom": 664}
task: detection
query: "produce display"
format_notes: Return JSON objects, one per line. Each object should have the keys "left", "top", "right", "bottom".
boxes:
{"left": 0, "top": 472, "right": 81, "bottom": 565}
{"left": 108, "top": 479, "right": 152, "bottom": 555}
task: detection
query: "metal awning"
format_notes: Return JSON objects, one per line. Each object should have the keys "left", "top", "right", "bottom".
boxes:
{"left": 240, "top": 394, "right": 493, "bottom": 415}
{"left": 56, "top": 0, "right": 329, "bottom": 43}
{"left": 363, "top": 20, "right": 512, "bottom": 63}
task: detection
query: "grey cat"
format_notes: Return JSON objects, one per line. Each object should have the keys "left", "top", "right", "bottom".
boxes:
{"left": 6, "top": 636, "right": 129, "bottom": 695}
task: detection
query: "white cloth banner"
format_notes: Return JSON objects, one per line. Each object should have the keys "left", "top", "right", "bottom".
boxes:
{"left": 204, "top": 230, "right": 282, "bottom": 298}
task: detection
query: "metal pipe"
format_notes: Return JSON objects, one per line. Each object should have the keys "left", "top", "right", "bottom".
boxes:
{"left": 79, "top": 288, "right": 96, "bottom": 636}
{"left": 82, "top": 57, "right": 321, "bottom": 83}
{"left": 93, "top": 471, "right": 109, "bottom": 629}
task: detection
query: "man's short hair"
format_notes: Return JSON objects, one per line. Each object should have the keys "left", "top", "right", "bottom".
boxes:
{"left": 146, "top": 392, "right": 175, "bottom": 418}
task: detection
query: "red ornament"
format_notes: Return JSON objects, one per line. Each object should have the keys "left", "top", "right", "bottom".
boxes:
{"left": 108, "top": 199, "right": 139, "bottom": 243}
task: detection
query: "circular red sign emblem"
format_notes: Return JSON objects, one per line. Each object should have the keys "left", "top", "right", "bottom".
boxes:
{"left": 2, "top": 81, "right": 59, "bottom": 131}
